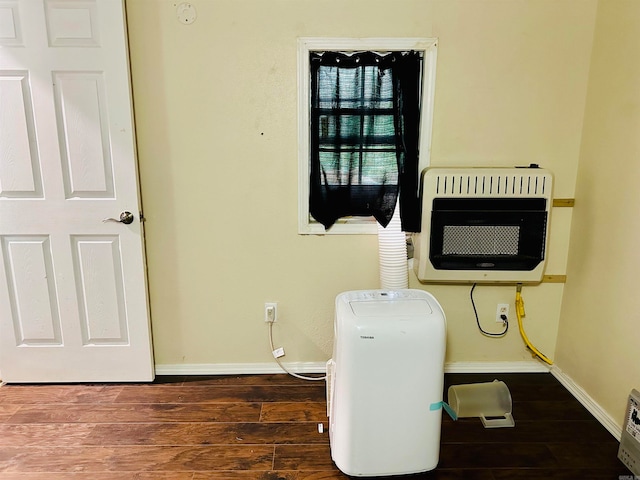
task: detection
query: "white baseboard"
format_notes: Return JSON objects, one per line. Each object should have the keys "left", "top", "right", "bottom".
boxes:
{"left": 550, "top": 366, "right": 622, "bottom": 440}
{"left": 154, "top": 362, "right": 327, "bottom": 376}
{"left": 155, "top": 360, "right": 549, "bottom": 376}
{"left": 444, "top": 361, "right": 550, "bottom": 373}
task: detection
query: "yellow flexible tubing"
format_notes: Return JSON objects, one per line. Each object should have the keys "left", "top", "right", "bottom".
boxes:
{"left": 515, "top": 285, "right": 553, "bottom": 365}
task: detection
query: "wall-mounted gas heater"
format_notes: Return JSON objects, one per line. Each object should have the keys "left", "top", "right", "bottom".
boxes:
{"left": 413, "top": 166, "right": 553, "bottom": 284}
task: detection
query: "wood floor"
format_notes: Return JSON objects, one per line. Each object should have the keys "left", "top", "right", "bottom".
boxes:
{"left": 0, "top": 372, "right": 631, "bottom": 479}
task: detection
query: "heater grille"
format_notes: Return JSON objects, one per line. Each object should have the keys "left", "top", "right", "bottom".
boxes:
{"left": 431, "top": 171, "right": 550, "bottom": 197}
{"left": 442, "top": 225, "right": 520, "bottom": 256}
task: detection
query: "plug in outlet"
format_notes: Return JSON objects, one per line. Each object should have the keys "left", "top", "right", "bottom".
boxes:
{"left": 264, "top": 302, "right": 278, "bottom": 323}
{"left": 496, "top": 303, "right": 509, "bottom": 323}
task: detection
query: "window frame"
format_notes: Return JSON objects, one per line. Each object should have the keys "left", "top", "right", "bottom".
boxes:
{"left": 297, "top": 37, "right": 438, "bottom": 235}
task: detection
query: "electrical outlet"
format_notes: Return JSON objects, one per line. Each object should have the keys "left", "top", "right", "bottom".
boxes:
{"left": 496, "top": 303, "right": 509, "bottom": 323}
{"left": 264, "top": 302, "right": 278, "bottom": 323}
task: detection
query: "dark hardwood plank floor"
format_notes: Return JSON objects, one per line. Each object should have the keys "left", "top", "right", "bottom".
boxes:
{"left": 0, "top": 372, "right": 631, "bottom": 479}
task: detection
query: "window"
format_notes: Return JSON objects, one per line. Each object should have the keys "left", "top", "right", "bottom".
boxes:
{"left": 298, "top": 38, "right": 438, "bottom": 235}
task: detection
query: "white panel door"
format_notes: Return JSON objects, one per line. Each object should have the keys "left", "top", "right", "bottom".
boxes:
{"left": 0, "top": 0, "right": 154, "bottom": 382}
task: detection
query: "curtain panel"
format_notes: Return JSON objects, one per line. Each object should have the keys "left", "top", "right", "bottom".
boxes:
{"left": 309, "top": 50, "right": 423, "bottom": 232}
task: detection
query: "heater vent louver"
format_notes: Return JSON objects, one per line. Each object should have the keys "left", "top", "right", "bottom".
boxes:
{"left": 433, "top": 172, "right": 549, "bottom": 197}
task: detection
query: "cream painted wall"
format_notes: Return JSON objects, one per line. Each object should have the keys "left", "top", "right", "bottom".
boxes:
{"left": 125, "top": 0, "right": 597, "bottom": 368}
{"left": 555, "top": 0, "right": 640, "bottom": 428}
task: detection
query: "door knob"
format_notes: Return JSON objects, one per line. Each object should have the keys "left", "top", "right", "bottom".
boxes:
{"left": 103, "top": 211, "right": 135, "bottom": 225}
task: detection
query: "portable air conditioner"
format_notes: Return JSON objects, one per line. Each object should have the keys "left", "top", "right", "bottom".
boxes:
{"left": 413, "top": 166, "right": 553, "bottom": 284}
{"left": 327, "top": 289, "right": 447, "bottom": 477}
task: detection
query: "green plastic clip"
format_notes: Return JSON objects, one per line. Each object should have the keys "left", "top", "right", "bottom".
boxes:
{"left": 430, "top": 401, "right": 458, "bottom": 421}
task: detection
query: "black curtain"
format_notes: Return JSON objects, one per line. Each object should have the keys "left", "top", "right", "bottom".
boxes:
{"left": 309, "top": 50, "right": 422, "bottom": 232}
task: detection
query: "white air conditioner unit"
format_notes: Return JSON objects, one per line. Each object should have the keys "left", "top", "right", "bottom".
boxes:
{"left": 328, "top": 290, "right": 446, "bottom": 476}
{"left": 413, "top": 166, "right": 553, "bottom": 284}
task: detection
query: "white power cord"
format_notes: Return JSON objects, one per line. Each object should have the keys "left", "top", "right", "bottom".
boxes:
{"left": 268, "top": 321, "right": 326, "bottom": 381}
